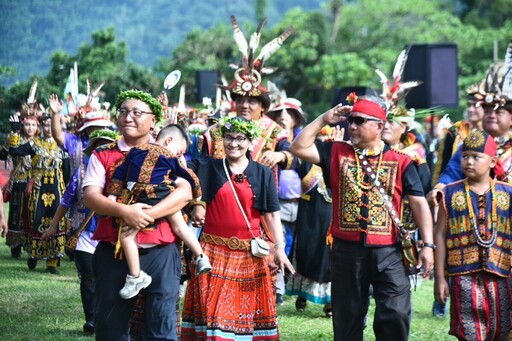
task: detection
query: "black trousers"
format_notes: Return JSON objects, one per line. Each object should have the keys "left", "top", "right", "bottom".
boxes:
{"left": 330, "top": 239, "right": 411, "bottom": 341}
{"left": 74, "top": 250, "right": 96, "bottom": 323}
{"left": 93, "top": 242, "right": 182, "bottom": 341}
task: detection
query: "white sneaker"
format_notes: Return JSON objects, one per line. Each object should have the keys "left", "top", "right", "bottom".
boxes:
{"left": 195, "top": 254, "right": 212, "bottom": 274}
{"left": 119, "top": 270, "right": 152, "bottom": 299}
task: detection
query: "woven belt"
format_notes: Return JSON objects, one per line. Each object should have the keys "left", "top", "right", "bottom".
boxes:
{"left": 201, "top": 233, "right": 251, "bottom": 251}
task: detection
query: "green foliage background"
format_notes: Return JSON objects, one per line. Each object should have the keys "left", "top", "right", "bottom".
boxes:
{"left": 0, "top": 0, "right": 511, "bottom": 134}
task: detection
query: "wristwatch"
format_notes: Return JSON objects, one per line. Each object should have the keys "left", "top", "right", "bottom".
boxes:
{"left": 422, "top": 242, "right": 436, "bottom": 250}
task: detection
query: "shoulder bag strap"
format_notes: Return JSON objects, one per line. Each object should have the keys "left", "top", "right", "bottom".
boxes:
{"left": 222, "top": 158, "right": 256, "bottom": 238}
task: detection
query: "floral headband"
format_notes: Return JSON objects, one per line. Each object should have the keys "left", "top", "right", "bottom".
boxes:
{"left": 115, "top": 90, "right": 163, "bottom": 123}
{"left": 217, "top": 116, "right": 262, "bottom": 141}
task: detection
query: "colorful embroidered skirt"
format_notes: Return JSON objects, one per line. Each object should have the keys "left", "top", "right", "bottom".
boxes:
{"left": 449, "top": 272, "right": 511, "bottom": 341}
{"left": 181, "top": 242, "right": 279, "bottom": 340}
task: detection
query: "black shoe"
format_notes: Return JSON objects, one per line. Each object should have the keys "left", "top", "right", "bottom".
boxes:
{"left": 10, "top": 246, "right": 21, "bottom": 259}
{"left": 46, "top": 266, "right": 58, "bottom": 274}
{"left": 323, "top": 303, "right": 332, "bottom": 318}
{"left": 295, "top": 297, "right": 307, "bottom": 311}
{"left": 27, "top": 258, "right": 37, "bottom": 270}
{"left": 83, "top": 321, "right": 95, "bottom": 334}
{"left": 276, "top": 294, "right": 284, "bottom": 306}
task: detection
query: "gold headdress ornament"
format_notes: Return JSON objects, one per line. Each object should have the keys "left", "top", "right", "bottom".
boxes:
{"left": 474, "top": 42, "right": 512, "bottom": 109}
{"left": 224, "top": 15, "right": 293, "bottom": 98}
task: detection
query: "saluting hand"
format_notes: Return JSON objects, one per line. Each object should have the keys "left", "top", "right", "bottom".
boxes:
{"left": 321, "top": 104, "right": 352, "bottom": 126}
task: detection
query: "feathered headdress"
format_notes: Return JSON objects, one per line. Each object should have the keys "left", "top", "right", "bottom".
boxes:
{"left": 20, "top": 79, "right": 45, "bottom": 122}
{"left": 224, "top": 15, "right": 293, "bottom": 98}
{"left": 375, "top": 49, "right": 423, "bottom": 110}
{"left": 474, "top": 42, "right": 512, "bottom": 109}
{"left": 266, "top": 81, "right": 307, "bottom": 126}
{"left": 375, "top": 49, "right": 438, "bottom": 128}
{"left": 466, "top": 83, "right": 480, "bottom": 100}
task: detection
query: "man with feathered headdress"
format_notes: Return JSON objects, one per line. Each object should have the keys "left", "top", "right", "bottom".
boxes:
{"left": 431, "top": 42, "right": 512, "bottom": 197}
{"left": 201, "top": 16, "right": 296, "bottom": 173}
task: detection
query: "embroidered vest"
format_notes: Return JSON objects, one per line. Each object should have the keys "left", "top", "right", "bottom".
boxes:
{"left": 442, "top": 180, "right": 512, "bottom": 278}
{"left": 329, "top": 143, "right": 411, "bottom": 245}
{"left": 91, "top": 142, "right": 177, "bottom": 245}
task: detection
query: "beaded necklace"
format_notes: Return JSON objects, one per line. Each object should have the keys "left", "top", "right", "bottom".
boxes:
{"left": 494, "top": 135, "right": 510, "bottom": 147}
{"left": 353, "top": 141, "right": 384, "bottom": 156}
{"left": 353, "top": 142, "right": 384, "bottom": 190}
{"left": 464, "top": 178, "right": 497, "bottom": 248}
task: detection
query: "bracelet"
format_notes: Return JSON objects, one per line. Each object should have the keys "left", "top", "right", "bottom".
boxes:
{"left": 274, "top": 241, "right": 285, "bottom": 249}
{"left": 422, "top": 242, "right": 436, "bottom": 250}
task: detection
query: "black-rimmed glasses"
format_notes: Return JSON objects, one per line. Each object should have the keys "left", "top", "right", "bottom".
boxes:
{"left": 223, "top": 135, "right": 248, "bottom": 144}
{"left": 116, "top": 108, "right": 153, "bottom": 119}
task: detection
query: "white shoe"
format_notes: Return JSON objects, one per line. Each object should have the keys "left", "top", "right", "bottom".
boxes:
{"left": 195, "top": 254, "right": 212, "bottom": 274}
{"left": 119, "top": 270, "right": 152, "bottom": 299}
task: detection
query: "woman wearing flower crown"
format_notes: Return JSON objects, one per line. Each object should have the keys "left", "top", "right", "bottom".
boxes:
{"left": 181, "top": 116, "right": 294, "bottom": 340}
{"left": 9, "top": 114, "right": 71, "bottom": 273}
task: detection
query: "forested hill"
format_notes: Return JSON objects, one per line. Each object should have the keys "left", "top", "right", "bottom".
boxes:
{"left": 0, "top": 0, "right": 323, "bottom": 85}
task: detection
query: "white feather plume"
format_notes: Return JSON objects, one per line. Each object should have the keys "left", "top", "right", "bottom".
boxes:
{"left": 502, "top": 42, "right": 512, "bottom": 98}
{"left": 91, "top": 81, "right": 105, "bottom": 98}
{"left": 375, "top": 69, "right": 390, "bottom": 99}
{"left": 27, "top": 79, "right": 38, "bottom": 104}
{"left": 255, "top": 28, "right": 293, "bottom": 64}
{"left": 87, "top": 78, "right": 92, "bottom": 96}
{"left": 230, "top": 16, "right": 248, "bottom": 58}
{"left": 392, "top": 49, "right": 408, "bottom": 80}
{"left": 249, "top": 18, "right": 265, "bottom": 52}
{"left": 399, "top": 81, "right": 422, "bottom": 92}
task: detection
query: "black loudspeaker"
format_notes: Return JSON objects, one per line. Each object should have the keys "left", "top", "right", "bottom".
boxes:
{"left": 403, "top": 43, "right": 458, "bottom": 108}
{"left": 195, "top": 71, "right": 218, "bottom": 102}
{"left": 332, "top": 86, "right": 373, "bottom": 107}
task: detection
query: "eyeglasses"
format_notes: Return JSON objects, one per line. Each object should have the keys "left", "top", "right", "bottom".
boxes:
{"left": 347, "top": 116, "right": 381, "bottom": 126}
{"left": 116, "top": 108, "right": 153, "bottom": 119}
{"left": 223, "top": 135, "right": 248, "bottom": 144}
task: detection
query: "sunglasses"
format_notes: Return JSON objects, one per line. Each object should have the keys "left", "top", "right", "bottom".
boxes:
{"left": 347, "top": 116, "right": 382, "bottom": 126}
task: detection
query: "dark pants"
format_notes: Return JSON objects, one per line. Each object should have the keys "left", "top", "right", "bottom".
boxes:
{"left": 330, "top": 239, "right": 411, "bottom": 341}
{"left": 74, "top": 250, "right": 96, "bottom": 324}
{"left": 93, "top": 242, "right": 181, "bottom": 341}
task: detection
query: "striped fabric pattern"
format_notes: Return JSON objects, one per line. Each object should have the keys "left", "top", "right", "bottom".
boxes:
{"left": 181, "top": 242, "right": 279, "bottom": 340}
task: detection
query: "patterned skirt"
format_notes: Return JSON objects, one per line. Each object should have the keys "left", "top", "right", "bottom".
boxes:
{"left": 181, "top": 242, "right": 279, "bottom": 340}
{"left": 449, "top": 272, "right": 511, "bottom": 341}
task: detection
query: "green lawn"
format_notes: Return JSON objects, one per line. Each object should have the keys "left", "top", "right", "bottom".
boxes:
{"left": 0, "top": 241, "right": 454, "bottom": 340}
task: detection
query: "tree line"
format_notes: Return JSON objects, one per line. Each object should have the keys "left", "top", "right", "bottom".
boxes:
{"left": 0, "top": 0, "right": 511, "bottom": 134}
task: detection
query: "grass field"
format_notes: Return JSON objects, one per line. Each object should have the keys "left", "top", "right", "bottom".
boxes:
{"left": 0, "top": 241, "right": 455, "bottom": 341}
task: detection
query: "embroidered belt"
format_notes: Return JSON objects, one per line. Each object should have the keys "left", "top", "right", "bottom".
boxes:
{"left": 201, "top": 233, "right": 251, "bottom": 251}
